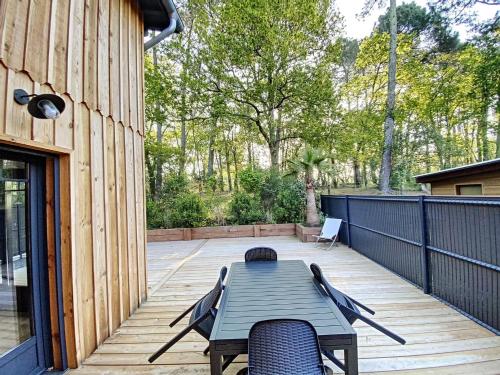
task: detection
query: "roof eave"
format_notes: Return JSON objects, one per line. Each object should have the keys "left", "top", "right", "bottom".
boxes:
{"left": 139, "top": 0, "right": 184, "bottom": 33}
{"left": 415, "top": 158, "right": 500, "bottom": 183}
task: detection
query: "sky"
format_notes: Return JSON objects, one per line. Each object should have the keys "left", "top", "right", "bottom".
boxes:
{"left": 335, "top": 0, "right": 497, "bottom": 40}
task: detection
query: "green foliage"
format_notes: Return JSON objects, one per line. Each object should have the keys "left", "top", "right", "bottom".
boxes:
{"left": 169, "top": 193, "right": 208, "bottom": 228}
{"left": 377, "top": 2, "right": 430, "bottom": 35}
{"left": 162, "top": 173, "right": 189, "bottom": 199}
{"left": 143, "top": 0, "right": 499, "bottom": 226}
{"left": 146, "top": 200, "right": 168, "bottom": 229}
{"left": 228, "top": 192, "right": 266, "bottom": 225}
{"left": 376, "top": 2, "right": 460, "bottom": 52}
{"left": 272, "top": 180, "right": 306, "bottom": 224}
{"left": 287, "top": 147, "right": 331, "bottom": 184}
{"left": 238, "top": 167, "right": 265, "bottom": 194}
{"left": 260, "top": 171, "right": 282, "bottom": 215}
{"left": 146, "top": 173, "right": 207, "bottom": 229}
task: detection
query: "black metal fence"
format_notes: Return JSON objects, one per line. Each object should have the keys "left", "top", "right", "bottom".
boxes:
{"left": 321, "top": 195, "right": 500, "bottom": 334}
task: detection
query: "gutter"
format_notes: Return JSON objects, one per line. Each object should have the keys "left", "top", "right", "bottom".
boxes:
{"left": 144, "top": 0, "right": 184, "bottom": 51}
{"left": 144, "top": 15, "right": 177, "bottom": 51}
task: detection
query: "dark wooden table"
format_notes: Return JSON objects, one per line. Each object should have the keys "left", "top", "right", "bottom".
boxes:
{"left": 209, "top": 260, "right": 358, "bottom": 375}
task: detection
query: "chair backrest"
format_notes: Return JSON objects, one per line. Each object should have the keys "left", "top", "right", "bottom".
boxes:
{"left": 189, "top": 266, "right": 227, "bottom": 332}
{"left": 310, "top": 263, "right": 359, "bottom": 323}
{"left": 310, "top": 264, "right": 406, "bottom": 344}
{"left": 245, "top": 247, "right": 277, "bottom": 262}
{"left": 319, "top": 218, "right": 342, "bottom": 239}
{"left": 247, "top": 319, "right": 327, "bottom": 375}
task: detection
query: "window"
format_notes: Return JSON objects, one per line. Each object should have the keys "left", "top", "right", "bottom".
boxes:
{"left": 456, "top": 184, "right": 483, "bottom": 195}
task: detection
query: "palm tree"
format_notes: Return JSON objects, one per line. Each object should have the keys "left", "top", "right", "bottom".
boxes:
{"left": 287, "top": 147, "right": 330, "bottom": 227}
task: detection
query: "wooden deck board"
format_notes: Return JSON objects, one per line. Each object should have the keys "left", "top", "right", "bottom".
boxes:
{"left": 72, "top": 236, "right": 500, "bottom": 374}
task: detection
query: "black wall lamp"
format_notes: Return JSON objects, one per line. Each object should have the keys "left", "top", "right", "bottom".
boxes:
{"left": 14, "top": 89, "right": 66, "bottom": 120}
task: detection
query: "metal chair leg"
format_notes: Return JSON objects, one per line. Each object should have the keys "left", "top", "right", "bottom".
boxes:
{"left": 222, "top": 355, "right": 238, "bottom": 371}
{"left": 149, "top": 324, "right": 194, "bottom": 363}
{"left": 322, "top": 349, "right": 346, "bottom": 373}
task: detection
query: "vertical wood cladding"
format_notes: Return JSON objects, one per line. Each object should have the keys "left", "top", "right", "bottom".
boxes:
{"left": 0, "top": 0, "right": 146, "bottom": 366}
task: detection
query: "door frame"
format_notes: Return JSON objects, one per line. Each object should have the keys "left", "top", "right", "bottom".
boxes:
{"left": 0, "top": 145, "right": 68, "bottom": 373}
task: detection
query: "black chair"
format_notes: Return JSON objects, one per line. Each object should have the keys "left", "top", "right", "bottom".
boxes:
{"left": 244, "top": 247, "right": 277, "bottom": 262}
{"left": 148, "top": 267, "right": 236, "bottom": 370}
{"left": 310, "top": 263, "right": 375, "bottom": 316}
{"left": 237, "top": 319, "right": 332, "bottom": 375}
{"left": 310, "top": 263, "right": 406, "bottom": 373}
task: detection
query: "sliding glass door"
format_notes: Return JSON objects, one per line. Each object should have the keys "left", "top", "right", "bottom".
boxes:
{"left": 0, "top": 151, "right": 51, "bottom": 374}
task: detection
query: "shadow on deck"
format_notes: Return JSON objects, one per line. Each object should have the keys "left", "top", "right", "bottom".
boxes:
{"left": 72, "top": 236, "right": 500, "bottom": 374}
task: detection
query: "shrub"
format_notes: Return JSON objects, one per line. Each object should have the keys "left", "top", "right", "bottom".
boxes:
{"left": 272, "top": 179, "right": 306, "bottom": 224}
{"left": 238, "top": 167, "right": 265, "bottom": 194}
{"left": 260, "top": 170, "right": 282, "bottom": 216}
{"left": 228, "top": 192, "right": 266, "bottom": 225}
{"left": 161, "top": 173, "right": 189, "bottom": 199}
{"left": 169, "top": 193, "right": 207, "bottom": 228}
{"left": 203, "top": 193, "right": 230, "bottom": 226}
{"left": 146, "top": 199, "right": 167, "bottom": 229}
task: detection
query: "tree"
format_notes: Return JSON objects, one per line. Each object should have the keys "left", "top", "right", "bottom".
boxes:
{"left": 287, "top": 147, "right": 330, "bottom": 227}
{"left": 377, "top": 1, "right": 429, "bottom": 34}
{"left": 377, "top": 2, "right": 460, "bottom": 53}
{"left": 197, "top": 0, "right": 340, "bottom": 169}
{"left": 379, "top": 0, "right": 398, "bottom": 193}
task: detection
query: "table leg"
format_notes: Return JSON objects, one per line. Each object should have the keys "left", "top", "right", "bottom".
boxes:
{"left": 344, "top": 336, "right": 358, "bottom": 375}
{"left": 209, "top": 341, "right": 222, "bottom": 375}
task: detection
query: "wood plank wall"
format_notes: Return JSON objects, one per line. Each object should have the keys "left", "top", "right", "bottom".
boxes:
{"left": 430, "top": 171, "right": 500, "bottom": 195}
{"left": 0, "top": 0, "right": 147, "bottom": 367}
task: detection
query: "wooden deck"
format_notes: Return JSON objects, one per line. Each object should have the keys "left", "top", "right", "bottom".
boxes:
{"left": 71, "top": 236, "right": 500, "bottom": 374}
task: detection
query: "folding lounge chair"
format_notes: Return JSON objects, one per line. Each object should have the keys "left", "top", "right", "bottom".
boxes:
{"left": 236, "top": 319, "right": 333, "bottom": 375}
{"left": 148, "top": 267, "right": 236, "bottom": 371}
{"left": 244, "top": 247, "right": 277, "bottom": 262}
{"left": 310, "top": 264, "right": 405, "bottom": 373}
{"left": 313, "top": 218, "right": 342, "bottom": 250}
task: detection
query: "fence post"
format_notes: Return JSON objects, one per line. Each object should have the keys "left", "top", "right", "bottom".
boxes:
{"left": 419, "top": 196, "right": 430, "bottom": 294}
{"left": 345, "top": 195, "right": 352, "bottom": 248}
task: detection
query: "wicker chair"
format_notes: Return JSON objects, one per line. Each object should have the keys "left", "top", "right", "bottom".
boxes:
{"left": 310, "top": 263, "right": 405, "bottom": 373}
{"left": 244, "top": 247, "right": 277, "bottom": 262}
{"left": 148, "top": 267, "right": 236, "bottom": 371}
{"left": 237, "top": 319, "right": 332, "bottom": 375}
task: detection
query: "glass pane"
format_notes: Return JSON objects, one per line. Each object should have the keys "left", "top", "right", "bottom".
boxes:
{"left": 0, "top": 160, "right": 27, "bottom": 180}
{"left": 0, "top": 160, "right": 32, "bottom": 357}
{"left": 458, "top": 184, "right": 482, "bottom": 196}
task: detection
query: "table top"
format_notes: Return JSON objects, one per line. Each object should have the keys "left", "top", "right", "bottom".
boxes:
{"left": 210, "top": 260, "right": 355, "bottom": 343}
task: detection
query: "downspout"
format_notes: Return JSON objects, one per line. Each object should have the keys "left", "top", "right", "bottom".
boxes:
{"left": 144, "top": 15, "right": 177, "bottom": 51}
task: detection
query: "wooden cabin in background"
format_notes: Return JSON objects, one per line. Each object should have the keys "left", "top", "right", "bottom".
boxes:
{"left": 0, "top": 0, "right": 181, "bottom": 373}
{"left": 415, "top": 158, "right": 500, "bottom": 196}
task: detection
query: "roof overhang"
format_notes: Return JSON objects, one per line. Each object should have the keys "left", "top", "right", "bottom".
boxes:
{"left": 415, "top": 158, "right": 500, "bottom": 183}
{"left": 138, "top": 0, "right": 184, "bottom": 33}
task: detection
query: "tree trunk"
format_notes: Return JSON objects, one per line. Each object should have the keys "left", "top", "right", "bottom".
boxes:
{"left": 379, "top": 0, "right": 397, "bottom": 194}
{"left": 207, "top": 143, "right": 215, "bottom": 176}
{"left": 479, "top": 106, "right": 490, "bottom": 161}
{"left": 496, "top": 96, "right": 500, "bottom": 158}
{"left": 425, "top": 142, "right": 431, "bottom": 173}
{"left": 179, "top": 99, "right": 187, "bottom": 172}
{"left": 305, "top": 179, "right": 320, "bottom": 227}
{"left": 225, "top": 149, "right": 233, "bottom": 192}
{"left": 353, "top": 159, "right": 362, "bottom": 188}
{"left": 179, "top": 67, "right": 187, "bottom": 172}
{"left": 269, "top": 142, "right": 279, "bottom": 169}
{"left": 232, "top": 135, "right": 239, "bottom": 192}
{"left": 216, "top": 152, "right": 224, "bottom": 191}
{"left": 153, "top": 45, "right": 163, "bottom": 201}
{"left": 496, "top": 117, "right": 500, "bottom": 158}
{"left": 207, "top": 120, "right": 215, "bottom": 178}
{"left": 370, "top": 159, "right": 378, "bottom": 185}
{"left": 362, "top": 162, "right": 368, "bottom": 188}
{"left": 247, "top": 142, "right": 253, "bottom": 166}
